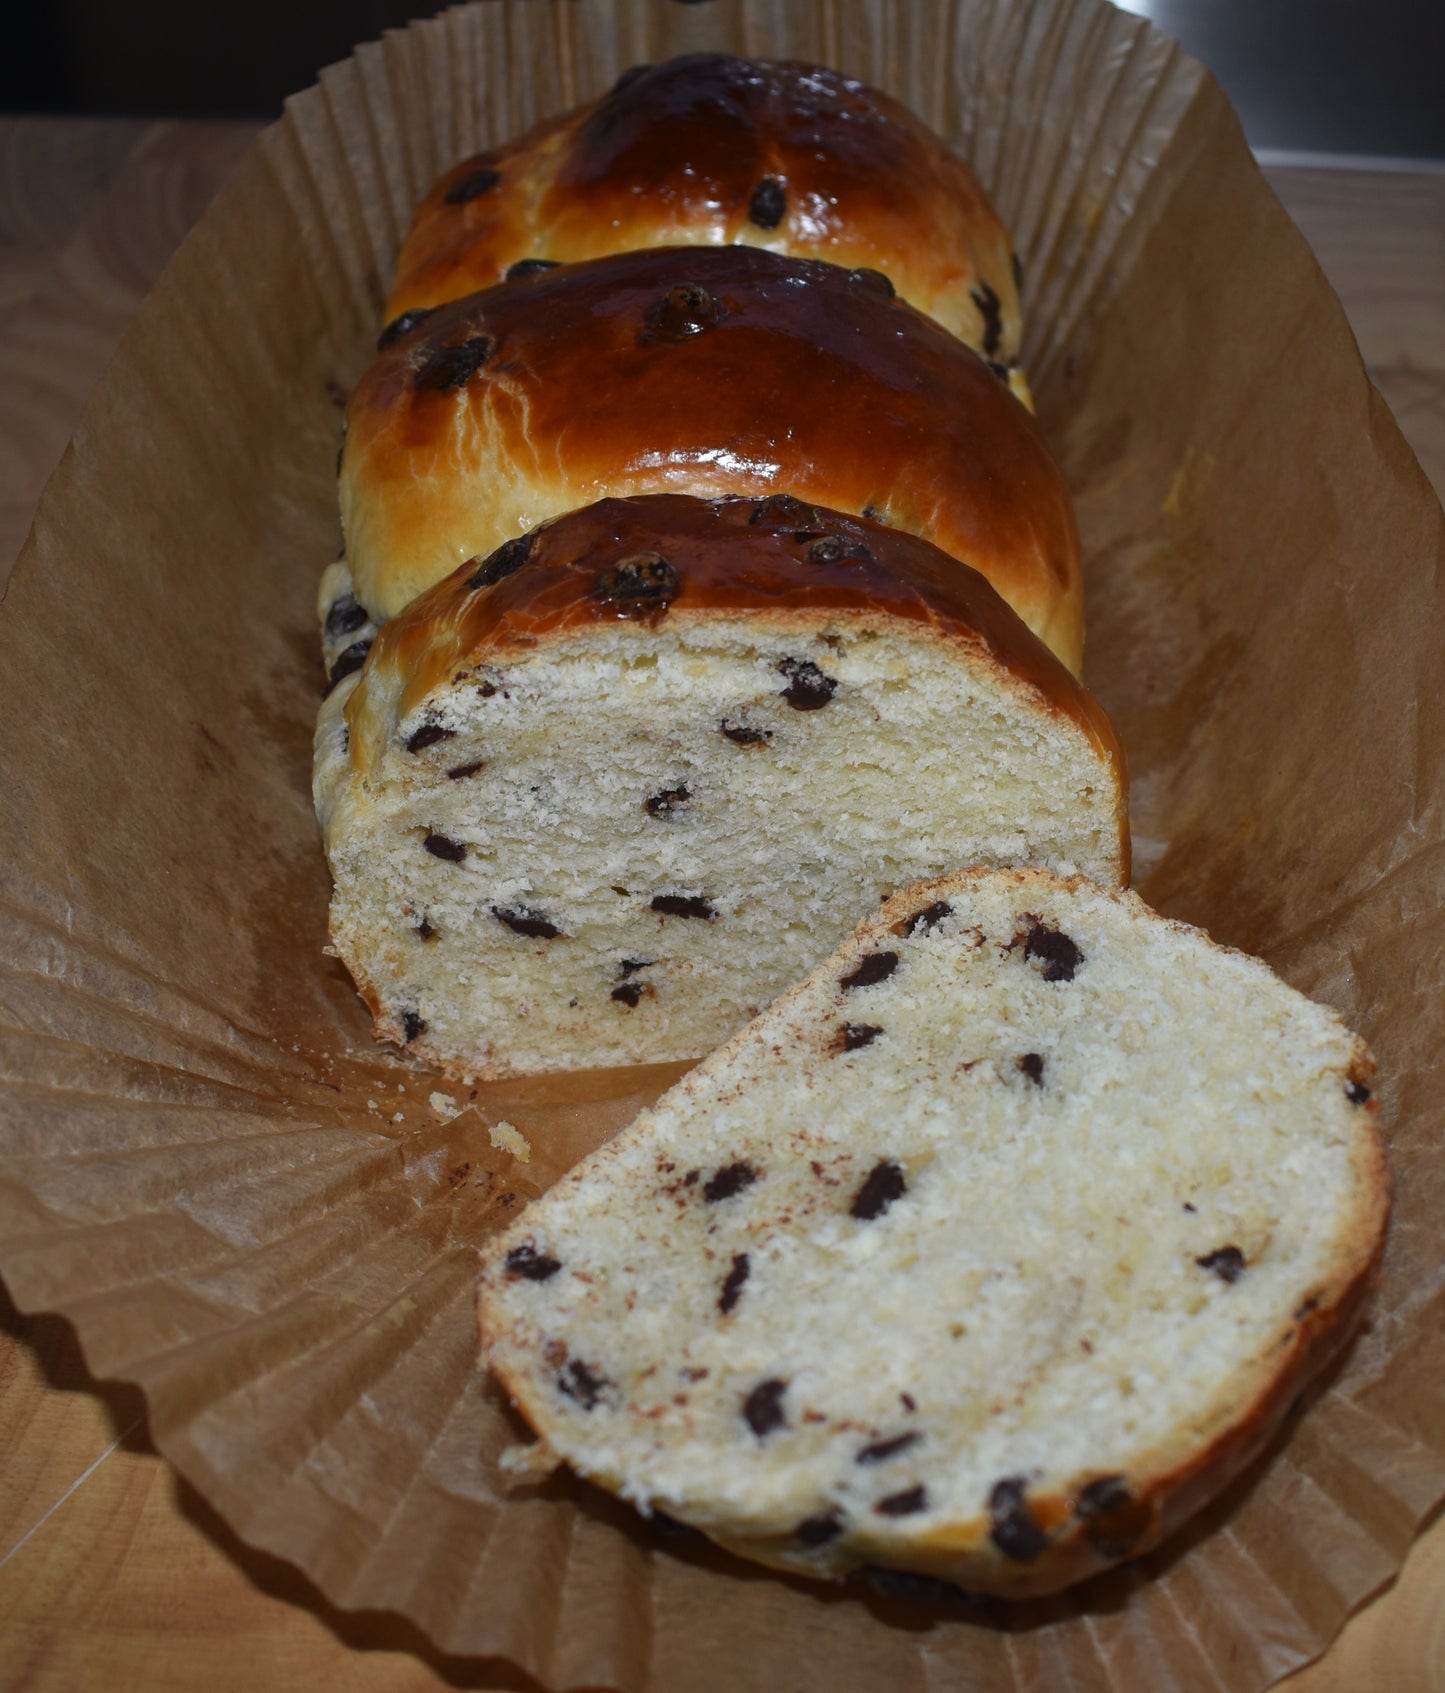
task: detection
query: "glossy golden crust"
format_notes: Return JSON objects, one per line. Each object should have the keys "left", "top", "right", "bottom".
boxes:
{"left": 343, "top": 247, "right": 1082, "bottom": 667}
{"left": 385, "top": 53, "right": 1021, "bottom": 363}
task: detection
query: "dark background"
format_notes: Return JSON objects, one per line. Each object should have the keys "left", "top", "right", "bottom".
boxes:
{"left": 4, "top": 0, "right": 1444, "bottom": 158}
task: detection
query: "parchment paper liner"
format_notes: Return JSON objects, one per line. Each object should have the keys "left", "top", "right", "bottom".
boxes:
{"left": 2, "top": 2, "right": 1443, "bottom": 1688}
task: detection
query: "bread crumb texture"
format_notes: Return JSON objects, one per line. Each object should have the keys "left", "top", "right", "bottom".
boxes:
{"left": 477, "top": 869, "right": 1387, "bottom": 1594}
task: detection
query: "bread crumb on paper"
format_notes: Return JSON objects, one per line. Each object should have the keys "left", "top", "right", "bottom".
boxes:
{"left": 429, "top": 1090, "right": 460, "bottom": 1119}
{"left": 489, "top": 1119, "right": 532, "bottom": 1163}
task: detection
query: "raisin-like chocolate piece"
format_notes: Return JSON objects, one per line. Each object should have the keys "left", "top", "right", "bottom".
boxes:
{"left": 446, "top": 760, "right": 485, "bottom": 781}
{"left": 970, "top": 281, "right": 1003, "bottom": 356}
{"left": 376, "top": 306, "right": 436, "bottom": 351}
{"left": 720, "top": 718, "right": 772, "bottom": 745}
{"left": 493, "top": 905, "right": 563, "bottom": 939}
{"left": 751, "top": 493, "right": 820, "bottom": 530}
{"left": 704, "top": 1162, "right": 756, "bottom": 1203}
{"left": 594, "top": 552, "right": 679, "bottom": 617}
{"left": 795, "top": 1510, "right": 845, "bottom": 1547}
{"left": 805, "top": 533, "right": 872, "bottom": 566}
{"left": 327, "top": 639, "right": 371, "bottom": 690}
{"left": 641, "top": 283, "right": 722, "bottom": 343}
{"left": 1018, "top": 1052, "right": 1045, "bottom": 1086}
{"left": 505, "top": 258, "right": 559, "bottom": 280}
{"left": 619, "top": 958, "right": 652, "bottom": 977}
{"left": 1196, "top": 1245, "right": 1246, "bottom": 1283}
{"left": 987, "top": 359, "right": 1012, "bottom": 385}
{"left": 558, "top": 1359, "right": 610, "bottom": 1409}
{"left": 1346, "top": 1080, "right": 1372, "bottom": 1105}
{"left": 506, "top": 1242, "right": 562, "bottom": 1281}
{"left": 324, "top": 593, "right": 368, "bottom": 638}
{"left": 1075, "top": 1474, "right": 1147, "bottom": 1556}
{"left": 402, "top": 1010, "right": 426, "bottom": 1042}
{"left": 875, "top": 1486, "right": 928, "bottom": 1517}
{"left": 839, "top": 1023, "right": 882, "bottom": 1053}
{"left": 645, "top": 784, "right": 691, "bottom": 817}
{"left": 988, "top": 1476, "right": 1046, "bottom": 1562}
{"left": 611, "top": 981, "right": 646, "bottom": 1007}
{"left": 747, "top": 176, "right": 787, "bottom": 229}
{"left": 847, "top": 266, "right": 895, "bottom": 299}
{"left": 857, "top": 1432, "right": 920, "bottom": 1465}
{"left": 850, "top": 1160, "right": 906, "bottom": 1221}
{"left": 406, "top": 721, "right": 455, "bottom": 754}
{"left": 1076, "top": 1475, "right": 1130, "bottom": 1518}
{"left": 897, "top": 901, "right": 952, "bottom": 938}
{"left": 840, "top": 951, "right": 899, "bottom": 991}
{"left": 650, "top": 893, "right": 715, "bottom": 920}
{"left": 778, "top": 657, "right": 836, "bottom": 710}
{"left": 424, "top": 832, "right": 466, "bottom": 862}
{"left": 743, "top": 1378, "right": 787, "bottom": 1437}
{"left": 414, "top": 334, "right": 494, "bottom": 394}
{"left": 466, "top": 532, "right": 535, "bottom": 590}
{"left": 718, "top": 1252, "right": 750, "bottom": 1314}
{"left": 444, "top": 166, "right": 500, "bottom": 204}
{"left": 1023, "top": 917, "right": 1083, "bottom": 982}
{"left": 415, "top": 917, "right": 436, "bottom": 940}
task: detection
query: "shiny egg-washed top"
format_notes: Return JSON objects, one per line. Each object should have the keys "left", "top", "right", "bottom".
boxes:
{"left": 344, "top": 493, "right": 1126, "bottom": 878}
{"left": 384, "top": 52, "right": 1022, "bottom": 369}
{"left": 343, "top": 246, "right": 1082, "bottom": 669}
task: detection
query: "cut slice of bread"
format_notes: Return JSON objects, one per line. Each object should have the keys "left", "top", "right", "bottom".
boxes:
{"left": 477, "top": 869, "right": 1389, "bottom": 1596}
{"left": 315, "top": 495, "right": 1126, "bottom": 1081}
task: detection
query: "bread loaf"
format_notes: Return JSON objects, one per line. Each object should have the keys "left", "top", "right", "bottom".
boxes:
{"left": 316, "top": 496, "right": 1125, "bottom": 1081}
{"left": 385, "top": 53, "right": 1025, "bottom": 377}
{"left": 477, "top": 868, "right": 1389, "bottom": 1595}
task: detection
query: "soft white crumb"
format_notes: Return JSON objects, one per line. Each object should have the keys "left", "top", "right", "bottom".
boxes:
{"left": 489, "top": 1119, "right": 532, "bottom": 1163}
{"left": 430, "top": 1090, "right": 459, "bottom": 1118}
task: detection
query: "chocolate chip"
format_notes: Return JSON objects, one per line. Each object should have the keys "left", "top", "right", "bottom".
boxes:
{"left": 840, "top": 951, "right": 899, "bottom": 991}
{"left": 504, "top": 258, "right": 559, "bottom": 279}
{"left": 875, "top": 1486, "right": 928, "bottom": 1517}
{"left": 839, "top": 1023, "right": 883, "bottom": 1053}
{"left": 720, "top": 719, "right": 772, "bottom": 745}
{"left": 850, "top": 1160, "right": 906, "bottom": 1221}
{"left": 593, "top": 552, "right": 679, "bottom": 616}
{"left": 423, "top": 832, "right": 466, "bottom": 862}
{"left": 1077, "top": 1475, "right": 1130, "bottom": 1518}
{"left": 847, "top": 267, "right": 894, "bottom": 299}
{"left": 506, "top": 1242, "right": 562, "bottom": 1281}
{"left": 1196, "top": 1245, "right": 1246, "bottom": 1283}
{"left": 444, "top": 166, "right": 500, "bottom": 204}
{"left": 641, "top": 283, "right": 722, "bottom": 343}
{"left": 1182, "top": 1201, "right": 1197, "bottom": 1213}
{"left": 988, "top": 1476, "right": 1046, "bottom": 1562}
{"left": 898, "top": 901, "right": 952, "bottom": 938}
{"left": 406, "top": 721, "right": 455, "bottom": 753}
{"left": 704, "top": 1162, "right": 756, "bottom": 1202}
{"left": 324, "top": 593, "right": 368, "bottom": 638}
{"left": 327, "top": 639, "right": 371, "bottom": 690}
{"left": 1347, "top": 1080, "right": 1372, "bottom": 1105}
{"left": 557, "top": 1359, "right": 610, "bottom": 1409}
{"left": 751, "top": 493, "right": 820, "bottom": 529}
{"left": 857, "top": 1432, "right": 920, "bottom": 1465}
{"left": 900, "top": 1393, "right": 917, "bottom": 1412}
{"left": 1023, "top": 918, "right": 1083, "bottom": 982}
{"left": 446, "top": 760, "right": 485, "bottom": 780}
{"left": 645, "top": 784, "right": 691, "bottom": 817}
{"left": 987, "top": 360, "right": 1012, "bottom": 384}
{"left": 618, "top": 958, "right": 652, "bottom": 977}
{"left": 376, "top": 306, "right": 436, "bottom": 351}
{"left": 415, "top": 917, "right": 435, "bottom": 940}
{"left": 743, "top": 1378, "right": 787, "bottom": 1437}
{"left": 778, "top": 657, "right": 836, "bottom": 710}
{"left": 805, "top": 533, "right": 872, "bottom": 566}
{"left": 402, "top": 1010, "right": 426, "bottom": 1042}
{"left": 1018, "top": 1052, "right": 1045, "bottom": 1086}
{"left": 718, "top": 1253, "right": 750, "bottom": 1314}
{"left": 466, "top": 532, "right": 535, "bottom": 590}
{"left": 610, "top": 982, "right": 645, "bottom": 1007}
{"left": 650, "top": 894, "right": 715, "bottom": 920}
{"left": 414, "top": 334, "right": 494, "bottom": 394}
{"left": 795, "top": 1510, "right": 845, "bottom": 1547}
{"left": 971, "top": 281, "right": 1003, "bottom": 356}
{"left": 861, "top": 504, "right": 886, "bottom": 521}
{"left": 493, "top": 905, "right": 563, "bottom": 939}
{"left": 1075, "top": 1473, "right": 1146, "bottom": 1556}
{"left": 747, "top": 176, "right": 787, "bottom": 229}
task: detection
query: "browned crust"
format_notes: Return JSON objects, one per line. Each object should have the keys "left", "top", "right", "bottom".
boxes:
{"left": 385, "top": 53, "right": 1020, "bottom": 362}
{"left": 345, "top": 246, "right": 1080, "bottom": 661}
{"left": 343, "top": 494, "right": 1124, "bottom": 873}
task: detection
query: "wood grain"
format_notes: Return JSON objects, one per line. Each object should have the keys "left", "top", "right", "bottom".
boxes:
{"left": 0, "top": 118, "right": 1442, "bottom": 1692}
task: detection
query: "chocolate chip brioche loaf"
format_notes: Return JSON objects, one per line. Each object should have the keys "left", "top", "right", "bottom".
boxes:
{"left": 385, "top": 53, "right": 1025, "bottom": 386}
{"left": 341, "top": 244, "right": 1080, "bottom": 667}
{"left": 477, "top": 868, "right": 1389, "bottom": 1596}
{"left": 316, "top": 496, "right": 1125, "bottom": 1081}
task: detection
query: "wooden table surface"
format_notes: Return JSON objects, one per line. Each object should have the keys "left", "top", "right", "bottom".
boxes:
{"left": 1, "top": 117, "right": 1443, "bottom": 1693}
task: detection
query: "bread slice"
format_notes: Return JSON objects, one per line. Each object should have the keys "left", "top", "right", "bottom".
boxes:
{"left": 476, "top": 869, "right": 1389, "bottom": 1596}
{"left": 315, "top": 494, "right": 1126, "bottom": 1081}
